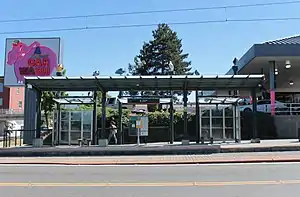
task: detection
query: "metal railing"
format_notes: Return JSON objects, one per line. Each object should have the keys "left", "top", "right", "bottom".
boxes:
{"left": 278, "top": 103, "right": 300, "bottom": 115}
{"left": 0, "top": 109, "right": 24, "bottom": 115}
{"left": 1, "top": 129, "right": 24, "bottom": 148}
{"left": 263, "top": 103, "right": 300, "bottom": 115}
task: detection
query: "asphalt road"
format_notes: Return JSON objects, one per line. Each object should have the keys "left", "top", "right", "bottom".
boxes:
{"left": 1, "top": 163, "right": 300, "bottom": 197}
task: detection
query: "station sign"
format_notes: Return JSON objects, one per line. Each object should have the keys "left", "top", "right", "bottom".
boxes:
{"left": 127, "top": 98, "right": 159, "bottom": 104}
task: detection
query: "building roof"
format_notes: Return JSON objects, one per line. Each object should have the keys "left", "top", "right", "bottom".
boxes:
{"left": 264, "top": 35, "right": 300, "bottom": 45}
{"left": 226, "top": 35, "right": 300, "bottom": 75}
{"left": 25, "top": 75, "right": 264, "bottom": 92}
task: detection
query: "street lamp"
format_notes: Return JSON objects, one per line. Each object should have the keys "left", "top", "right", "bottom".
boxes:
{"left": 232, "top": 58, "right": 238, "bottom": 96}
{"left": 115, "top": 68, "right": 126, "bottom": 145}
{"left": 115, "top": 68, "right": 126, "bottom": 75}
{"left": 168, "top": 61, "right": 175, "bottom": 97}
{"left": 115, "top": 68, "right": 126, "bottom": 98}
{"left": 93, "top": 71, "right": 100, "bottom": 76}
{"left": 232, "top": 58, "right": 238, "bottom": 75}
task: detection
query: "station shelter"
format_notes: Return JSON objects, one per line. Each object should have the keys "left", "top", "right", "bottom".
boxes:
{"left": 52, "top": 96, "right": 95, "bottom": 145}
{"left": 23, "top": 74, "right": 264, "bottom": 146}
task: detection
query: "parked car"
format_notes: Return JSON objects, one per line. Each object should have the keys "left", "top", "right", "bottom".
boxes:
{"left": 239, "top": 99, "right": 287, "bottom": 113}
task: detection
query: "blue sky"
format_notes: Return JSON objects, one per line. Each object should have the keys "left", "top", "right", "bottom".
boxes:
{"left": 1, "top": 0, "right": 300, "bottom": 98}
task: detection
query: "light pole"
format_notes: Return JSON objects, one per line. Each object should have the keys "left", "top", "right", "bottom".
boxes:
{"left": 92, "top": 70, "right": 99, "bottom": 144}
{"left": 232, "top": 58, "right": 238, "bottom": 96}
{"left": 169, "top": 61, "right": 175, "bottom": 144}
{"left": 194, "top": 70, "right": 200, "bottom": 143}
{"left": 115, "top": 68, "right": 126, "bottom": 144}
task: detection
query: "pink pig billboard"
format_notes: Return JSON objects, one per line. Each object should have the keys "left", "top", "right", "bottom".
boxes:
{"left": 4, "top": 38, "right": 62, "bottom": 86}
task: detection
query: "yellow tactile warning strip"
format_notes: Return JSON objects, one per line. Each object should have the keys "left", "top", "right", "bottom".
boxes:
{"left": 1, "top": 155, "right": 300, "bottom": 165}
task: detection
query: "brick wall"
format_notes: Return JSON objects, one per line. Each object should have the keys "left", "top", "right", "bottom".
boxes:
{"left": 9, "top": 87, "right": 25, "bottom": 111}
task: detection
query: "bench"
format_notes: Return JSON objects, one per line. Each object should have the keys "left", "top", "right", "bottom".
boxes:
{"left": 78, "top": 138, "right": 92, "bottom": 146}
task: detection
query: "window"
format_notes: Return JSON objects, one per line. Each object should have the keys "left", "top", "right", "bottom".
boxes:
{"left": 18, "top": 100, "right": 22, "bottom": 109}
{"left": 0, "top": 83, "right": 3, "bottom": 93}
{"left": 0, "top": 98, "right": 3, "bottom": 106}
{"left": 16, "top": 88, "right": 20, "bottom": 94}
{"left": 257, "top": 100, "right": 271, "bottom": 105}
{"left": 107, "top": 98, "right": 116, "bottom": 105}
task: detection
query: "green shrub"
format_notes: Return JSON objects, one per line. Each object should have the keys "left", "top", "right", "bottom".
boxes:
{"left": 97, "top": 108, "right": 185, "bottom": 127}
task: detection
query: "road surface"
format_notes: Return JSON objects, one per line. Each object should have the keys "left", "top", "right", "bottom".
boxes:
{"left": 1, "top": 163, "right": 300, "bottom": 196}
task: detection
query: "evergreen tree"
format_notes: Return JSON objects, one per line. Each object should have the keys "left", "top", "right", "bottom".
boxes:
{"left": 128, "top": 23, "right": 192, "bottom": 96}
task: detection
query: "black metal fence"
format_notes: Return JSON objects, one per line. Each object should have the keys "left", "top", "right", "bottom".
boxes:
{"left": 1, "top": 129, "right": 24, "bottom": 148}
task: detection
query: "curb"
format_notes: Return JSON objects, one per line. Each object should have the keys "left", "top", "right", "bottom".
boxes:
{"left": 1, "top": 145, "right": 300, "bottom": 157}
{"left": 221, "top": 146, "right": 300, "bottom": 153}
{"left": 0, "top": 146, "right": 221, "bottom": 157}
{"left": 1, "top": 158, "right": 300, "bottom": 165}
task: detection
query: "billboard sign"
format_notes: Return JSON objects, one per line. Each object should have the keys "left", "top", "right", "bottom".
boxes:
{"left": 4, "top": 38, "right": 61, "bottom": 86}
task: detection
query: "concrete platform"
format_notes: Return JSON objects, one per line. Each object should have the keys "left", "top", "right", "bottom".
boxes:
{"left": 221, "top": 139, "right": 300, "bottom": 153}
{"left": 0, "top": 144, "right": 220, "bottom": 157}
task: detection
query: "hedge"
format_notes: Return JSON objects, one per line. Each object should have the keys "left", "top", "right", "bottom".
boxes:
{"left": 97, "top": 108, "right": 188, "bottom": 126}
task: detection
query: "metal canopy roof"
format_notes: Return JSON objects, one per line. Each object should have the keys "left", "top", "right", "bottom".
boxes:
{"left": 24, "top": 74, "right": 264, "bottom": 91}
{"left": 53, "top": 98, "right": 94, "bottom": 104}
{"left": 198, "top": 97, "right": 240, "bottom": 104}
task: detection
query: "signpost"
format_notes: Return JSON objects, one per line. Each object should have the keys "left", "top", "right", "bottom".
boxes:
{"left": 129, "top": 114, "right": 149, "bottom": 146}
{"left": 136, "top": 118, "right": 141, "bottom": 145}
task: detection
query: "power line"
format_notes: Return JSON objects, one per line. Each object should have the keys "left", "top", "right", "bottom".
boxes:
{"left": 0, "top": 17, "right": 299, "bottom": 35}
{"left": 1, "top": 1, "right": 300, "bottom": 23}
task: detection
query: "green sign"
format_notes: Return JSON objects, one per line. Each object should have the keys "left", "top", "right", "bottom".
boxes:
{"left": 128, "top": 98, "right": 159, "bottom": 104}
{"left": 129, "top": 115, "right": 149, "bottom": 136}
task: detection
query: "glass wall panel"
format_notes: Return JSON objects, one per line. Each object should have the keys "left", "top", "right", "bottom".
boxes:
{"left": 71, "top": 121, "right": 81, "bottom": 131}
{"left": 83, "top": 123, "right": 91, "bottom": 131}
{"left": 70, "top": 132, "right": 81, "bottom": 141}
{"left": 71, "top": 112, "right": 81, "bottom": 121}
{"left": 60, "top": 132, "right": 69, "bottom": 142}
{"left": 82, "top": 111, "right": 92, "bottom": 131}
{"left": 61, "top": 120, "right": 69, "bottom": 131}
{"left": 61, "top": 112, "right": 69, "bottom": 121}
{"left": 82, "top": 111, "right": 91, "bottom": 123}
{"left": 83, "top": 132, "right": 91, "bottom": 139}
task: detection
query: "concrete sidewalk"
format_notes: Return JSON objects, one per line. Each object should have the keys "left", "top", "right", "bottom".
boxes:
{"left": 0, "top": 139, "right": 300, "bottom": 157}
{"left": 1, "top": 152, "right": 300, "bottom": 165}
{"left": 221, "top": 139, "right": 300, "bottom": 153}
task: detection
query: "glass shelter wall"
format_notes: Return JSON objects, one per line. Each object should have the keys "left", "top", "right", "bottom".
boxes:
{"left": 199, "top": 104, "right": 241, "bottom": 142}
{"left": 52, "top": 110, "right": 93, "bottom": 145}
